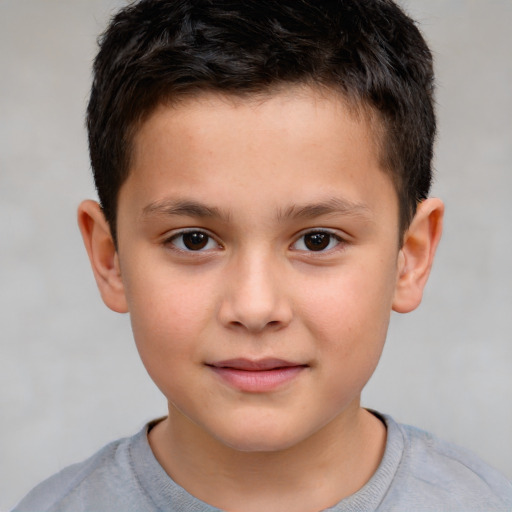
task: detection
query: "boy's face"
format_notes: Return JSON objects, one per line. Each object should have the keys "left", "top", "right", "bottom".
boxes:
{"left": 96, "top": 88, "right": 419, "bottom": 451}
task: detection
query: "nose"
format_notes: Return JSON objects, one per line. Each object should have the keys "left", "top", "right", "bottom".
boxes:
{"left": 217, "top": 251, "right": 293, "bottom": 333}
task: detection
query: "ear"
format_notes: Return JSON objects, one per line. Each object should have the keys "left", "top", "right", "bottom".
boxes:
{"left": 77, "top": 200, "right": 128, "bottom": 313}
{"left": 392, "top": 198, "right": 444, "bottom": 313}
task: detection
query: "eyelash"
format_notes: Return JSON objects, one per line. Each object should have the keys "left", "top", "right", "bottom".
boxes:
{"left": 164, "top": 228, "right": 344, "bottom": 254}
{"left": 291, "top": 229, "right": 344, "bottom": 253}
{"left": 164, "top": 229, "right": 221, "bottom": 252}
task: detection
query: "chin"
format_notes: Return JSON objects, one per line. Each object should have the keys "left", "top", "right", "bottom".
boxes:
{"left": 211, "top": 422, "right": 311, "bottom": 454}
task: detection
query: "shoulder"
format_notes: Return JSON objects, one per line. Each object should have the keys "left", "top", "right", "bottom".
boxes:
{"left": 11, "top": 429, "right": 154, "bottom": 512}
{"left": 381, "top": 415, "right": 512, "bottom": 511}
{"left": 11, "top": 423, "right": 218, "bottom": 512}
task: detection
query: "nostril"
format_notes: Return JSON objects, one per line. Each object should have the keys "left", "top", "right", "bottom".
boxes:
{"left": 228, "top": 319, "right": 282, "bottom": 332}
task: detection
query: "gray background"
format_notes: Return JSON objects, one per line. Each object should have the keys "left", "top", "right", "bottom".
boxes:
{"left": 1, "top": 0, "right": 511, "bottom": 509}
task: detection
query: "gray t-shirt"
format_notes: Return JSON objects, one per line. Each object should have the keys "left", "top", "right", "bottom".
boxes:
{"left": 12, "top": 413, "right": 512, "bottom": 511}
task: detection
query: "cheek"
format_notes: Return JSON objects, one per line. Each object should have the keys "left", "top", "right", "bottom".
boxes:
{"left": 299, "top": 259, "right": 396, "bottom": 363}
{"left": 122, "top": 264, "right": 218, "bottom": 367}
{"left": 301, "top": 274, "right": 392, "bottom": 410}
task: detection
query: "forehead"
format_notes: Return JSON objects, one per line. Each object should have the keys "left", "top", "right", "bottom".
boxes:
{"left": 130, "top": 86, "right": 381, "bottom": 164}
{"left": 123, "top": 87, "right": 398, "bottom": 228}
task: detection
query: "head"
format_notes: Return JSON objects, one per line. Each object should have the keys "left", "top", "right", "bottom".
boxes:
{"left": 79, "top": 0, "right": 443, "bottom": 453}
{"left": 87, "top": 0, "right": 436, "bottom": 245}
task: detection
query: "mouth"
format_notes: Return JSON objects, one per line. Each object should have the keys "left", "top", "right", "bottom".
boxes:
{"left": 206, "top": 358, "right": 308, "bottom": 392}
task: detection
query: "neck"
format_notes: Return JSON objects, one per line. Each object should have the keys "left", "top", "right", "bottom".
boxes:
{"left": 148, "top": 404, "right": 386, "bottom": 512}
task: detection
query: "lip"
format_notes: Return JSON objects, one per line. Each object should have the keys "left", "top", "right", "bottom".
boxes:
{"left": 206, "top": 358, "right": 308, "bottom": 393}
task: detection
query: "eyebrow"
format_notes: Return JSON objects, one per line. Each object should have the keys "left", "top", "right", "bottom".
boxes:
{"left": 277, "top": 197, "right": 372, "bottom": 221}
{"left": 142, "top": 199, "right": 230, "bottom": 221}
{"left": 141, "top": 196, "right": 371, "bottom": 223}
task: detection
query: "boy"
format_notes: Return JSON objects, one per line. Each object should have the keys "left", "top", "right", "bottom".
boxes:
{"left": 13, "top": 0, "right": 512, "bottom": 510}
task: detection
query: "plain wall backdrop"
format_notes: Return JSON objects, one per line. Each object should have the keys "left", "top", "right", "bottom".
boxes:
{"left": 1, "top": 0, "right": 511, "bottom": 509}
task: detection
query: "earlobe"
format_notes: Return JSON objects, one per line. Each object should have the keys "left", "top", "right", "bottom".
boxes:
{"left": 77, "top": 200, "right": 128, "bottom": 313}
{"left": 392, "top": 198, "right": 444, "bottom": 313}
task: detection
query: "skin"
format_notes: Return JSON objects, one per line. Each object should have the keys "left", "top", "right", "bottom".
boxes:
{"left": 78, "top": 87, "right": 443, "bottom": 512}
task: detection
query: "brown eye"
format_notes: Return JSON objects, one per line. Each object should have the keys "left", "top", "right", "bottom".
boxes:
{"left": 292, "top": 231, "right": 341, "bottom": 252}
{"left": 303, "top": 232, "right": 331, "bottom": 251}
{"left": 169, "top": 230, "right": 218, "bottom": 252}
{"left": 182, "top": 232, "right": 209, "bottom": 250}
